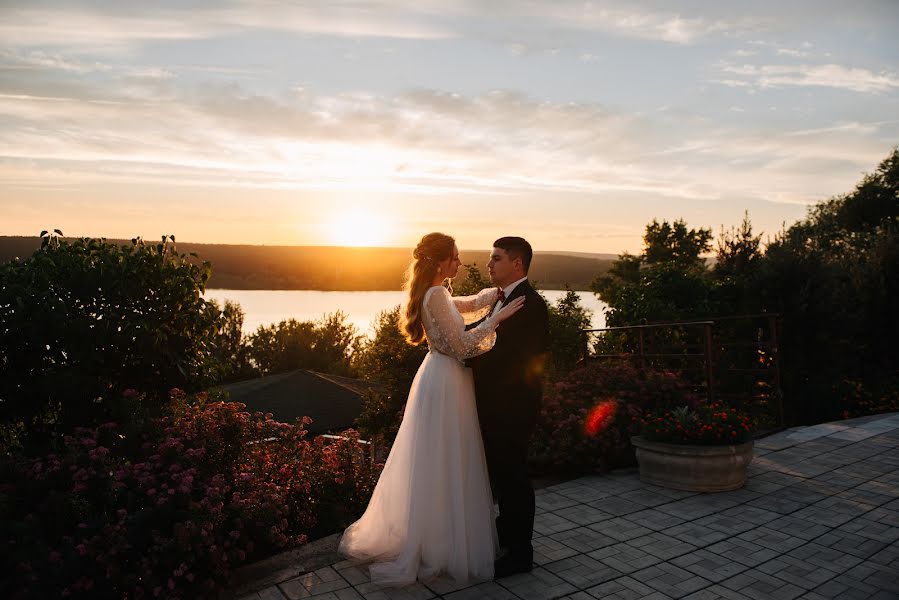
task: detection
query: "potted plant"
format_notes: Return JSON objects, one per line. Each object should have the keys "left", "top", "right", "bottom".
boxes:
{"left": 631, "top": 402, "right": 755, "bottom": 492}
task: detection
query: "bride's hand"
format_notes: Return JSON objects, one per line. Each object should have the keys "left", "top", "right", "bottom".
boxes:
{"left": 494, "top": 296, "right": 525, "bottom": 323}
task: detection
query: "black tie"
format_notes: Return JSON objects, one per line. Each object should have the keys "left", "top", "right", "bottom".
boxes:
{"left": 497, "top": 289, "right": 506, "bottom": 304}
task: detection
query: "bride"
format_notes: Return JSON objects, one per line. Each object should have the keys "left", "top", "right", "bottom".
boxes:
{"left": 338, "top": 232, "right": 524, "bottom": 586}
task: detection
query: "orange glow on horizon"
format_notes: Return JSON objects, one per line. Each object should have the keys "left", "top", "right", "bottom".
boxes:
{"left": 324, "top": 208, "right": 394, "bottom": 247}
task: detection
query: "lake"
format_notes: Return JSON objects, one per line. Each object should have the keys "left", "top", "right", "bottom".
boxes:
{"left": 204, "top": 289, "right": 608, "bottom": 338}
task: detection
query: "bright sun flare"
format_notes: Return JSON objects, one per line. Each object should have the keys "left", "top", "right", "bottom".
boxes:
{"left": 326, "top": 210, "right": 393, "bottom": 247}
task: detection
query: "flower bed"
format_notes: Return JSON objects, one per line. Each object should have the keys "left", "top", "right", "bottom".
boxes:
{"left": 529, "top": 361, "right": 699, "bottom": 473}
{"left": 637, "top": 402, "right": 754, "bottom": 445}
{"left": 1, "top": 392, "right": 379, "bottom": 599}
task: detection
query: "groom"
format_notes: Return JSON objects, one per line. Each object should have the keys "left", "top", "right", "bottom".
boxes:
{"left": 468, "top": 236, "right": 549, "bottom": 578}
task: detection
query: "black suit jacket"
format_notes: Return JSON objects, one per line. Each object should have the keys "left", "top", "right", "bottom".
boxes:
{"left": 468, "top": 280, "right": 549, "bottom": 433}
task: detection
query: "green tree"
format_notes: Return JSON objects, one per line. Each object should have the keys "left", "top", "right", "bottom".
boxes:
{"left": 545, "top": 288, "right": 592, "bottom": 376}
{"left": 352, "top": 306, "right": 428, "bottom": 446}
{"left": 452, "top": 263, "right": 491, "bottom": 296}
{"left": 591, "top": 220, "right": 714, "bottom": 327}
{"left": 0, "top": 233, "right": 220, "bottom": 449}
{"left": 209, "top": 299, "right": 256, "bottom": 382}
{"left": 246, "top": 312, "right": 360, "bottom": 377}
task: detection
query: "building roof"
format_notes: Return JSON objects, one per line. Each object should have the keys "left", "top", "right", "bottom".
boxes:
{"left": 221, "top": 370, "right": 380, "bottom": 434}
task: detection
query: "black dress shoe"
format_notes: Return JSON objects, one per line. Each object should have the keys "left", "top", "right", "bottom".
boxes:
{"left": 494, "top": 553, "right": 533, "bottom": 578}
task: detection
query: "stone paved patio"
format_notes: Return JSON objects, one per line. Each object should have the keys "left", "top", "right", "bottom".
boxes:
{"left": 236, "top": 412, "right": 899, "bottom": 600}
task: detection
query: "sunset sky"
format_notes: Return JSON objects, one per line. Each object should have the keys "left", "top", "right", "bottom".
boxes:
{"left": 1, "top": 1, "right": 897, "bottom": 254}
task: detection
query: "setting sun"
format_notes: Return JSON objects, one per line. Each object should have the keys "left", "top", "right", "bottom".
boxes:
{"left": 326, "top": 209, "right": 394, "bottom": 247}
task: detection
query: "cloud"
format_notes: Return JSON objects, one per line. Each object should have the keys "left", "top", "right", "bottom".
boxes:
{"left": 716, "top": 62, "right": 899, "bottom": 93}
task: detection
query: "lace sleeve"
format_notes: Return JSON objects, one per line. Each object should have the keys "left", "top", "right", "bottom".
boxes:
{"left": 451, "top": 287, "right": 499, "bottom": 326}
{"left": 424, "top": 287, "right": 498, "bottom": 360}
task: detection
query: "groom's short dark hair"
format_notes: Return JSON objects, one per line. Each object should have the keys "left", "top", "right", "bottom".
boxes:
{"left": 494, "top": 236, "right": 533, "bottom": 273}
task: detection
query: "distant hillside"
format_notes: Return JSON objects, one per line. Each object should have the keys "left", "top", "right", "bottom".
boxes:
{"left": 0, "top": 237, "right": 613, "bottom": 291}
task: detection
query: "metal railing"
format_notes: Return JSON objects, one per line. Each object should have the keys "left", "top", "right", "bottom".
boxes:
{"left": 581, "top": 313, "right": 783, "bottom": 428}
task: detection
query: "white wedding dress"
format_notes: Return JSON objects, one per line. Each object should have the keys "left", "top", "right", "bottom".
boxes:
{"left": 338, "top": 285, "right": 500, "bottom": 586}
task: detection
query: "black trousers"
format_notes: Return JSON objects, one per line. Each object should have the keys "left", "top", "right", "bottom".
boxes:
{"left": 482, "top": 406, "right": 537, "bottom": 558}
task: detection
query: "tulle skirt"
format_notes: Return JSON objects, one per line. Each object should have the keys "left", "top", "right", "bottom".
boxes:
{"left": 338, "top": 351, "right": 497, "bottom": 586}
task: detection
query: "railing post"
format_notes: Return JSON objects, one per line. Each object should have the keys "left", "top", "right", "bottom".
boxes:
{"left": 769, "top": 314, "right": 784, "bottom": 428}
{"left": 704, "top": 322, "right": 715, "bottom": 403}
{"left": 638, "top": 329, "right": 645, "bottom": 371}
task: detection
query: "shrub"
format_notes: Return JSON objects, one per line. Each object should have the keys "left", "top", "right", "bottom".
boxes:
{"left": 0, "top": 234, "right": 221, "bottom": 451}
{"left": 0, "top": 392, "right": 379, "bottom": 599}
{"left": 530, "top": 361, "right": 698, "bottom": 473}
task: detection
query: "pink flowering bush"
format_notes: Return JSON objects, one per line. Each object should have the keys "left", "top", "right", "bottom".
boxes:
{"left": 0, "top": 391, "right": 379, "bottom": 599}
{"left": 529, "top": 361, "right": 699, "bottom": 473}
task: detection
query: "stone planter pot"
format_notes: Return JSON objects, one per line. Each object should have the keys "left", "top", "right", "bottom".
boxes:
{"left": 631, "top": 436, "right": 754, "bottom": 492}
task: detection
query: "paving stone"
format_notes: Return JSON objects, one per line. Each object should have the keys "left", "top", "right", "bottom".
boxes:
{"left": 869, "top": 543, "right": 899, "bottom": 569}
{"left": 811, "top": 470, "right": 868, "bottom": 491}
{"left": 533, "top": 511, "right": 580, "bottom": 536}
{"left": 744, "top": 494, "right": 812, "bottom": 515}
{"left": 494, "top": 566, "right": 577, "bottom": 600}
{"left": 763, "top": 515, "right": 831, "bottom": 541}
{"left": 587, "top": 540, "right": 664, "bottom": 574}
{"left": 682, "top": 585, "right": 753, "bottom": 599}
{"left": 780, "top": 481, "right": 836, "bottom": 502}
{"left": 868, "top": 506, "right": 899, "bottom": 527}
{"left": 443, "top": 581, "right": 519, "bottom": 600}
{"left": 671, "top": 549, "right": 751, "bottom": 582}
{"left": 789, "top": 503, "right": 864, "bottom": 528}
{"left": 533, "top": 535, "right": 580, "bottom": 566}
{"left": 626, "top": 508, "right": 687, "bottom": 532}
{"left": 719, "top": 569, "right": 806, "bottom": 600}
{"left": 736, "top": 526, "right": 807, "bottom": 552}
{"left": 661, "top": 522, "right": 731, "bottom": 547}
{"left": 834, "top": 486, "right": 896, "bottom": 507}
{"left": 554, "top": 483, "right": 615, "bottom": 504}
{"left": 718, "top": 505, "right": 782, "bottom": 526}
{"left": 583, "top": 576, "right": 671, "bottom": 599}
{"left": 549, "top": 526, "right": 618, "bottom": 553}
{"left": 751, "top": 471, "right": 807, "bottom": 487}
{"left": 535, "top": 492, "right": 582, "bottom": 513}
{"left": 786, "top": 541, "right": 864, "bottom": 572}
{"left": 658, "top": 498, "right": 736, "bottom": 520}
{"left": 542, "top": 554, "right": 623, "bottom": 588}
{"left": 257, "top": 586, "right": 289, "bottom": 600}
{"left": 588, "top": 496, "right": 649, "bottom": 517}
{"left": 628, "top": 531, "right": 698, "bottom": 560}
{"left": 334, "top": 561, "right": 370, "bottom": 586}
{"left": 837, "top": 515, "right": 899, "bottom": 543}
{"left": 755, "top": 555, "right": 840, "bottom": 589}
{"left": 553, "top": 503, "right": 615, "bottom": 526}
{"left": 619, "top": 487, "right": 677, "bottom": 508}
{"left": 692, "top": 514, "right": 758, "bottom": 537}
{"left": 280, "top": 567, "right": 351, "bottom": 599}
{"left": 811, "top": 528, "right": 888, "bottom": 559}
{"left": 591, "top": 517, "right": 654, "bottom": 542}
{"left": 704, "top": 538, "right": 780, "bottom": 568}
{"left": 841, "top": 562, "right": 899, "bottom": 594}
{"left": 631, "top": 562, "right": 713, "bottom": 598}
{"left": 422, "top": 576, "right": 478, "bottom": 596}
{"left": 353, "top": 581, "right": 435, "bottom": 600}
{"left": 557, "top": 593, "right": 595, "bottom": 600}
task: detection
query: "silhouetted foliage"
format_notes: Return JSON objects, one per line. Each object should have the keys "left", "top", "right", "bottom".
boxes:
{"left": 246, "top": 312, "right": 360, "bottom": 378}
{"left": 0, "top": 233, "right": 220, "bottom": 450}
{"left": 208, "top": 299, "right": 256, "bottom": 383}
{"left": 352, "top": 307, "right": 428, "bottom": 447}
{"left": 546, "top": 288, "right": 592, "bottom": 376}
{"left": 591, "top": 220, "right": 714, "bottom": 327}
{"left": 589, "top": 148, "right": 899, "bottom": 426}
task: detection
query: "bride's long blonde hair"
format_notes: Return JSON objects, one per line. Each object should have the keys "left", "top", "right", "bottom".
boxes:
{"left": 401, "top": 232, "right": 456, "bottom": 345}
